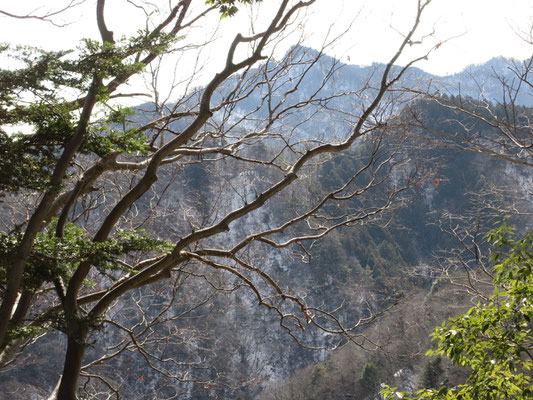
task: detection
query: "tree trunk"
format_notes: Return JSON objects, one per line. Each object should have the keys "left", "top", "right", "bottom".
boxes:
{"left": 55, "top": 322, "right": 89, "bottom": 400}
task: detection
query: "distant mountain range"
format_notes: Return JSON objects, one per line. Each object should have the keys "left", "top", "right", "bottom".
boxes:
{"left": 287, "top": 47, "right": 530, "bottom": 103}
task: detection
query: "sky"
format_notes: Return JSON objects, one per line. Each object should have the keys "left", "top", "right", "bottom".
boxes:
{"left": 314, "top": 0, "right": 532, "bottom": 75}
{"left": 1, "top": 0, "right": 532, "bottom": 98}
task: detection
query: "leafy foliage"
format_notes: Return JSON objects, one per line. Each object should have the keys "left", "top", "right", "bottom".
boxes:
{"left": 0, "top": 34, "right": 176, "bottom": 192}
{"left": 1, "top": 219, "right": 171, "bottom": 346}
{"left": 0, "top": 31, "right": 180, "bottom": 299}
{"left": 0, "top": 219, "right": 172, "bottom": 290}
{"left": 206, "top": 0, "right": 262, "bottom": 17}
{"left": 382, "top": 223, "right": 533, "bottom": 400}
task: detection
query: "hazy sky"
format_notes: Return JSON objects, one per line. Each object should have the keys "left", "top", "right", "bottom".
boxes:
{"left": 316, "top": 0, "right": 532, "bottom": 75}
{"left": 1, "top": 0, "right": 531, "bottom": 84}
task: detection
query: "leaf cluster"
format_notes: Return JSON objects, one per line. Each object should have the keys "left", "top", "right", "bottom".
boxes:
{"left": 82, "top": 106, "right": 150, "bottom": 157}
{"left": 206, "top": 0, "right": 262, "bottom": 17}
{"left": 0, "top": 32, "right": 176, "bottom": 191}
{"left": 0, "top": 220, "right": 172, "bottom": 290}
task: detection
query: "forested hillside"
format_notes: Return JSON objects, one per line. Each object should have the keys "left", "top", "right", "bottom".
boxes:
{"left": 1, "top": 56, "right": 531, "bottom": 399}
{"left": 260, "top": 94, "right": 533, "bottom": 399}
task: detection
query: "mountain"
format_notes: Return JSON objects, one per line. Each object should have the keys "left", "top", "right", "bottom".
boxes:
{"left": 287, "top": 47, "right": 531, "bottom": 104}
{"left": 1, "top": 50, "right": 531, "bottom": 400}
{"left": 439, "top": 56, "right": 532, "bottom": 106}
